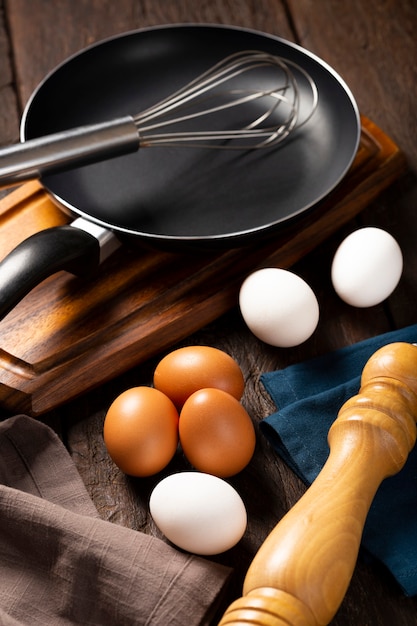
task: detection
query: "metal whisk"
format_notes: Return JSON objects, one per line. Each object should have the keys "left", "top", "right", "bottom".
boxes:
{"left": 0, "top": 50, "right": 318, "bottom": 188}
{"left": 134, "top": 50, "right": 318, "bottom": 148}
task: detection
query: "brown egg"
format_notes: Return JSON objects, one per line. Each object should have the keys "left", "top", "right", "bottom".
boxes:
{"left": 153, "top": 346, "right": 245, "bottom": 409}
{"left": 103, "top": 386, "right": 179, "bottom": 477}
{"left": 179, "top": 388, "right": 256, "bottom": 477}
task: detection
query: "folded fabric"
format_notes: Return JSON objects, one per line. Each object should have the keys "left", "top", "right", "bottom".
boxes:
{"left": 260, "top": 323, "right": 417, "bottom": 597}
{"left": 0, "top": 415, "right": 232, "bottom": 626}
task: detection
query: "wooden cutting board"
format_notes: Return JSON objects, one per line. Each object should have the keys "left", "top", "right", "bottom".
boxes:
{"left": 0, "top": 116, "right": 407, "bottom": 416}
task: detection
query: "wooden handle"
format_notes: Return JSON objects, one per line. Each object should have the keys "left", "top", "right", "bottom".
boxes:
{"left": 219, "top": 342, "right": 417, "bottom": 626}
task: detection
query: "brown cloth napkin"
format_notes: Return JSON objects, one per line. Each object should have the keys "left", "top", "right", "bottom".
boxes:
{"left": 0, "top": 415, "right": 232, "bottom": 626}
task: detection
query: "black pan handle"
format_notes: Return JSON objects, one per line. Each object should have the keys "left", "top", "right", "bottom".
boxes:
{"left": 0, "top": 225, "right": 101, "bottom": 321}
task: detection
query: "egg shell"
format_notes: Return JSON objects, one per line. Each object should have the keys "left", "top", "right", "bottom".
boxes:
{"left": 149, "top": 472, "right": 247, "bottom": 555}
{"left": 103, "top": 386, "right": 179, "bottom": 477}
{"left": 331, "top": 227, "right": 403, "bottom": 307}
{"left": 239, "top": 268, "right": 319, "bottom": 347}
{"left": 179, "top": 388, "right": 256, "bottom": 477}
{"left": 153, "top": 345, "right": 245, "bottom": 409}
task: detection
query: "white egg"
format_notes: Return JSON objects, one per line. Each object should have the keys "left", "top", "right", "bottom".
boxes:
{"left": 149, "top": 472, "right": 247, "bottom": 555}
{"left": 331, "top": 227, "right": 403, "bottom": 307}
{"left": 238, "top": 268, "right": 319, "bottom": 347}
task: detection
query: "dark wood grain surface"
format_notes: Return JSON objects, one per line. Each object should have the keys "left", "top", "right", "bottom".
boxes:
{"left": 1, "top": 1, "right": 417, "bottom": 624}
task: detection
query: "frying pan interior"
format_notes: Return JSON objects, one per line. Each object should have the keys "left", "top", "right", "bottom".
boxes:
{"left": 22, "top": 24, "right": 360, "bottom": 247}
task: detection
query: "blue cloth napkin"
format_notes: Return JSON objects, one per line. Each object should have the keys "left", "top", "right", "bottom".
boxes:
{"left": 260, "top": 324, "right": 417, "bottom": 597}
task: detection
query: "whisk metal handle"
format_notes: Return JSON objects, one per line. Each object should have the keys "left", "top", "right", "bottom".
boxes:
{"left": 0, "top": 116, "right": 140, "bottom": 188}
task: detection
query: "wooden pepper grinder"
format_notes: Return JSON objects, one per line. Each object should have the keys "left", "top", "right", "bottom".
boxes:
{"left": 218, "top": 342, "right": 417, "bottom": 626}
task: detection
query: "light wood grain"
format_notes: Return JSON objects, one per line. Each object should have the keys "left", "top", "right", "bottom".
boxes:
{"left": 219, "top": 343, "right": 417, "bottom": 625}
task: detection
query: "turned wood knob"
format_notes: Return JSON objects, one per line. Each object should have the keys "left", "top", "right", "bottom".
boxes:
{"left": 218, "top": 342, "right": 417, "bottom": 626}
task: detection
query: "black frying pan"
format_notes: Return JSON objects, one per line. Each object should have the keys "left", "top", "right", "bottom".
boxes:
{"left": 0, "top": 24, "right": 360, "bottom": 320}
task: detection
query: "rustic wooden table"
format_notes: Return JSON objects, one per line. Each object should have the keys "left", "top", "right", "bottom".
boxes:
{"left": 1, "top": 1, "right": 417, "bottom": 624}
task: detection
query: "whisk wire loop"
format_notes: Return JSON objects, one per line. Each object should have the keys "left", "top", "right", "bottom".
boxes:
{"left": 133, "top": 50, "right": 318, "bottom": 149}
